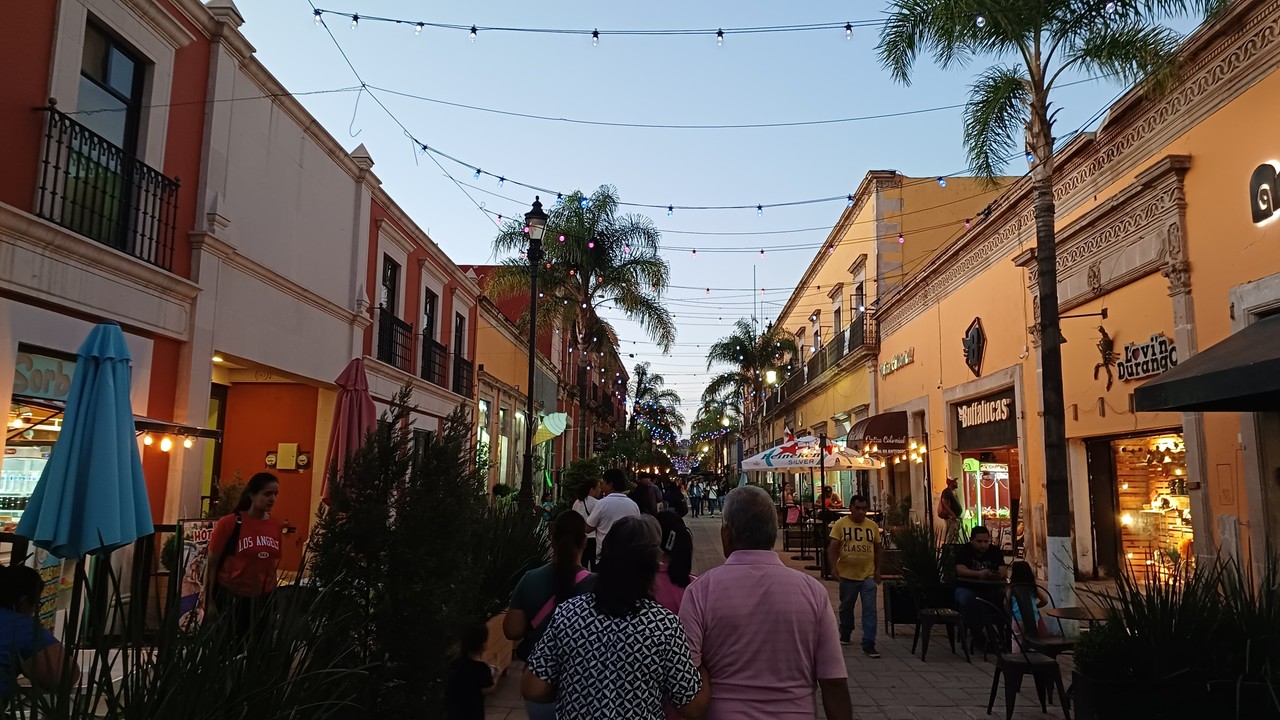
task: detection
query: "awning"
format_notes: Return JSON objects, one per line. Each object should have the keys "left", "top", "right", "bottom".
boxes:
{"left": 848, "top": 411, "right": 909, "bottom": 454}
{"left": 1134, "top": 314, "right": 1280, "bottom": 412}
{"left": 9, "top": 394, "right": 222, "bottom": 440}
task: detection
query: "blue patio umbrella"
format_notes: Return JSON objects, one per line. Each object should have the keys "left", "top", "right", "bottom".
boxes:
{"left": 16, "top": 322, "right": 153, "bottom": 558}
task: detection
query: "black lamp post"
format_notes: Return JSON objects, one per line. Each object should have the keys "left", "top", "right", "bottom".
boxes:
{"left": 519, "top": 196, "right": 547, "bottom": 512}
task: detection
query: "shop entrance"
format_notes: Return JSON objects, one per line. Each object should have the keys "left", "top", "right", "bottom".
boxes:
{"left": 959, "top": 448, "right": 1021, "bottom": 552}
{"left": 1086, "top": 431, "right": 1192, "bottom": 581}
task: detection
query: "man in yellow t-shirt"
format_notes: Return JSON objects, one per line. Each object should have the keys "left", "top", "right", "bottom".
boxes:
{"left": 826, "top": 495, "right": 882, "bottom": 658}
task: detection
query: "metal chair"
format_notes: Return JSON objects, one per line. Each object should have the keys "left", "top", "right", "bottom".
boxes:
{"left": 1012, "top": 583, "right": 1075, "bottom": 659}
{"left": 975, "top": 598, "right": 1071, "bottom": 720}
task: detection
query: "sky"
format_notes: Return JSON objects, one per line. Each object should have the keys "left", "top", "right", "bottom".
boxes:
{"left": 234, "top": 1, "right": 1198, "bottom": 429}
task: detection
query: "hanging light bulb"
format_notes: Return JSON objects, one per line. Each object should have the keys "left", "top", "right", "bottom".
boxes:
{"left": 592, "top": 29, "right": 600, "bottom": 46}
{"left": 350, "top": 14, "right": 359, "bottom": 29}
{"left": 667, "top": 205, "right": 674, "bottom": 217}
{"left": 160, "top": 436, "right": 174, "bottom": 452}
{"left": 183, "top": 436, "right": 194, "bottom": 449}
{"left": 845, "top": 22, "right": 853, "bottom": 40}
{"left": 314, "top": 9, "right": 322, "bottom": 25}
{"left": 705, "top": 288, "right": 711, "bottom": 296}
{"left": 965, "top": 218, "right": 971, "bottom": 229}
{"left": 469, "top": 25, "right": 478, "bottom": 42}
{"left": 580, "top": 197, "right": 590, "bottom": 209}
{"left": 898, "top": 233, "right": 905, "bottom": 244}
{"left": 497, "top": 176, "right": 505, "bottom": 188}
{"left": 716, "top": 29, "right": 724, "bottom": 46}
{"left": 623, "top": 244, "right": 631, "bottom": 254}
{"left": 473, "top": 168, "right": 481, "bottom": 180}
{"left": 588, "top": 240, "right": 595, "bottom": 248}
{"left": 976, "top": 14, "right": 987, "bottom": 28}
{"left": 847, "top": 194, "right": 855, "bottom": 207}
{"left": 756, "top": 204, "right": 764, "bottom": 216}
{"left": 759, "top": 249, "right": 765, "bottom": 258}
{"left": 1105, "top": 1, "right": 1118, "bottom": 14}
{"left": 143, "top": 433, "right": 154, "bottom": 446}
{"left": 1026, "top": 151, "right": 1035, "bottom": 165}
{"left": 937, "top": 177, "right": 947, "bottom": 187}
{"left": 691, "top": 249, "right": 697, "bottom": 257}
{"left": 415, "top": 22, "right": 424, "bottom": 35}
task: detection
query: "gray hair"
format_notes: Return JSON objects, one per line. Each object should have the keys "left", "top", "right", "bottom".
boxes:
{"left": 721, "top": 486, "right": 778, "bottom": 550}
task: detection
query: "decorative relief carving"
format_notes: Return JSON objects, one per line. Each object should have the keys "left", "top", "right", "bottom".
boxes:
{"left": 1161, "top": 221, "right": 1192, "bottom": 296}
{"left": 1088, "top": 262, "right": 1103, "bottom": 296}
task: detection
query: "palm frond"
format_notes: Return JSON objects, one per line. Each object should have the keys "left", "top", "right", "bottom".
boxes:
{"left": 1059, "top": 20, "right": 1183, "bottom": 93}
{"left": 963, "top": 64, "right": 1031, "bottom": 182}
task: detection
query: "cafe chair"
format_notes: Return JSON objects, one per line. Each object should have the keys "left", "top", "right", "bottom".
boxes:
{"left": 1013, "top": 583, "right": 1076, "bottom": 660}
{"left": 975, "top": 598, "right": 1071, "bottom": 720}
{"left": 908, "top": 576, "right": 969, "bottom": 663}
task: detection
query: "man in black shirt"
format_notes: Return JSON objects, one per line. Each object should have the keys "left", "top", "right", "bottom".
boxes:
{"left": 953, "top": 525, "right": 1007, "bottom": 616}
{"left": 628, "top": 473, "right": 659, "bottom": 515}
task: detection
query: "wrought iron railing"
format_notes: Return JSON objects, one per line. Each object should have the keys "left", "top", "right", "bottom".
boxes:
{"left": 453, "top": 356, "right": 474, "bottom": 397}
{"left": 764, "top": 312, "right": 878, "bottom": 419}
{"left": 36, "top": 105, "right": 178, "bottom": 270}
{"left": 377, "top": 307, "right": 414, "bottom": 373}
{"left": 421, "top": 336, "right": 447, "bottom": 387}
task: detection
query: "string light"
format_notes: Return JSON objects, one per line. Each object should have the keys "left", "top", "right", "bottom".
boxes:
{"left": 473, "top": 168, "right": 481, "bottom": 180}
{"left": 592, "top": 29, "right": 600, "bottom": 46}
{"left": 183, "top": 437, "right": 194, "bottom": 449}
{"left": 469, "top": 25, "right": 477, "bottom": 42}
{"left": 756, "top": 204, "right": 763, "bottom": 216}
{"left": 759, "top": 249, "right": 765, "bottom": 258}
{"left": 667, "top": 205, "right": 674, "bottom": 217}
{"left": 350, "top": 14, "right": 359, "bottom": 29}
{"left": 415, "top": 22, "right": 424, "bottom": 35}
{"left": 845, "top": 22, "right": 853, "bottom": 40}
{"left": 691, "top": 249, "right": 697, "bottom": 257}
{"left": 976, "top": 14, "right": 987, "bottom": 28}
{"left": 314, "top": 9, "right": 322, "bottom": 25}
{"left": 898, "top": 233, "right": 905, "bottom": 244}
{"left": 937, "top": 177, "right": 946, "bottom": 187}
{"left": 580, "top": 197, "right": 590, "bottom": 209}
{"left": 716, "top": 29, "right": 724, "bottom": 46}
{"left": 555, "top": 193, "right": 563, "bottom": 205}
{"left": 965, "top": 218, "right": 971, "bottom": 229}
{"left": 497, "top": 176, "right": 505, "bottom": 187}
{"left": 624, "top": 244, "right": 631, "bottom": 254}
{"left": 847, "top": 194, "right": 854, "bottom": 207}
{"left": 1105, "top": 1, "right": 1118, "bottom": 13}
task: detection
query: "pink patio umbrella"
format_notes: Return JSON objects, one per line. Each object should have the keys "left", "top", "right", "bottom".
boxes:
{"left": 321, "top": 358, "right": 378, "bottom": 505}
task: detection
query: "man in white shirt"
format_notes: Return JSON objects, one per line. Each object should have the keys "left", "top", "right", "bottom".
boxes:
{"left": 585, "top": 468, "right": 640, "bottom": 556}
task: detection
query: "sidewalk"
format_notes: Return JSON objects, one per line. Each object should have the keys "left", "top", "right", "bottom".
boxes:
{"left": 487, "top": 514, "right": 1068, "bottom": 719}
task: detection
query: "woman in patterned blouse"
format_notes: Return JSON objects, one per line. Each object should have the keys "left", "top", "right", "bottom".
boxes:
{"left": 523, "top": 516, "right": 710, "bottom": 719}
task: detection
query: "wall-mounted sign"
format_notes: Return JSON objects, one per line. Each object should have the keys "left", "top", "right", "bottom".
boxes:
{"left": 1250, "top": 162, "right": 1278, "bottom": 224}
{"left": 879, "top": 347, "right": 915, "bottom": 377}
{"left": 962, "top": 318, "right": 987, "bottom": 377}
{"left": 954, "top": 387, "right": 1017, "bottom": 451}
{"left": 13, "top": 350, "right": 77, "bottom": 402}
{"left": 1118, "top": 333, "right": 1178, "bottom": 382}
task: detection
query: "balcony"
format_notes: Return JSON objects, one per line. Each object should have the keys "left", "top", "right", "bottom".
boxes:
{"left": 421, "top": 336, "right": 447, "bottom": 388}
{"left": 453, "top": 356, "right": 474, "bottom": 397}
{"left": 764, "top": 311, "right": 878, "bottom": 420}
{"left": 36, "top": 106, "right": 178, "bottom": 271}
{"left": 377, "top": 308, "right": 414, "bottom": 373}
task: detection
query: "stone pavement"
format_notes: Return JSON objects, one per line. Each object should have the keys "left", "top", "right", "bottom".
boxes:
{"left": 486, "top": 513, "right": 1070, "bottom": 719}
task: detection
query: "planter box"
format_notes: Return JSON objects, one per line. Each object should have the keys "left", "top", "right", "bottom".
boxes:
{"left": 884, "top": 581, "right": 917, "bottom": 625}
{"left": 1072, "top": 670, "right": 1225, "bottom": 719}
{"left": 483, "top": 613, "right": 514, "bottom": 677}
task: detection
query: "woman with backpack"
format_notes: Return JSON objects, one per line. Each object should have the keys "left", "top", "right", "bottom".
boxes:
{"left": 203, "top": 472, "right": 283, "bottom": 637}
{"left": 504, "top": 510, "right": 594, "bottom": 720}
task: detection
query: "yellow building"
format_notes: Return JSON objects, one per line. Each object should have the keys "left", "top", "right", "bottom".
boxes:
{"left": 757, "top": 171, "right": 1012, "bottom": 503}
{"left": 875, "top": 0, "right": 1280, "bottom": 577}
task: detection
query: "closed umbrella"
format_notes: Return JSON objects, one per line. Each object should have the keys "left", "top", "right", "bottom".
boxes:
{"left": 16, "top": 322, "right": 152, "bottom": 558}
{"left": 321, "top": 358, "right": 377, "bottom": 505}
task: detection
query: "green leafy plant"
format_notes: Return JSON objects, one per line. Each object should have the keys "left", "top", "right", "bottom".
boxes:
{"left": 892, "top": 520, "right": 946, "bottom": 607}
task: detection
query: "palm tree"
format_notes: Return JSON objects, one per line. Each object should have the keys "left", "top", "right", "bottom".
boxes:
{"left": 704, "top": 319, "right": 799, "bottom": 469}
{"left": 691, "top": 399, "right": 742, "bottom": 474}
{"left": 877, "top": 0, "right": 1225, "bottom": 601}
{"left": 489, "top": 186, "right": 677, "bottom": 462}
{"left": 629, "top": 362, "right": 682, "bottom": 433}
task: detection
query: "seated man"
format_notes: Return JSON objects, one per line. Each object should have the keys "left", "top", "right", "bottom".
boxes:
{"left": 953, "top": 525, "right": 1007, "bottom": 617}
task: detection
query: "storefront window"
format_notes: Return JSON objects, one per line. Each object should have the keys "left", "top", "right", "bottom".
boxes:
{"left": 959, "top": 449, "right": 1021, "bottom": 551}
{"left": 3, "top": 405, "right": 58, "bottom": 532}
{"left": 1113, "top": 433, "right": 1191, "bottom": 580}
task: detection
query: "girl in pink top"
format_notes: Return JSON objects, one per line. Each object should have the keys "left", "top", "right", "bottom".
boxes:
{"left": 654, "top": 511, "right": 696, "bottom": 613}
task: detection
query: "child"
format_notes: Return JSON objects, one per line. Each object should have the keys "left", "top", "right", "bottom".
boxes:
{"left": 445, "top": 621, "right": 497, "bottom": 720}
{"left": 1007, "top": 561, "right": 1050, "bottom": 652}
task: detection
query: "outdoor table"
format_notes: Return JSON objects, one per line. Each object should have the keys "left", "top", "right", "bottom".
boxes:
{"left": 1045, "top": 605, "right": 1111, "bottom": 627}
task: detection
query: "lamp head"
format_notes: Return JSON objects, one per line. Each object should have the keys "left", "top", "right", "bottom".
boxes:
{"left": 765, "top": 369, "right": 778, "bottom": 385}
{"left": 524, "top": 196, "right": 548, "bottom": 242}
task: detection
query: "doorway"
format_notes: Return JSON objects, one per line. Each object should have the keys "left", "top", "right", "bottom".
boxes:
{"left": 1085, "top": 439, "right": 1120, "bottom": 578}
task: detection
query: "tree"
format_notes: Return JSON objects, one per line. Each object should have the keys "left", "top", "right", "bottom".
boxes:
{"left": 703, "top": 319, "right": 799, "bottom": 461}
{"left": 488, "top": 186, "right": 676, "bottom": 473}
{"left": 877, "top": 0, "right": 1225, "bottom": 603}
{"left": 629, "top": 361, "right": 682, "bottom": 433}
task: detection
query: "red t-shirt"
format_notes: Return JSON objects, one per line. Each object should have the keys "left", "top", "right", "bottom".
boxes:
{"left": 209, "top": 513, "right": 283, "bottom": 597}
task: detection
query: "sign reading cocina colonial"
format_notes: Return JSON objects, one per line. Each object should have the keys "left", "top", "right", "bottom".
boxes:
{"left": 954, "top": 387, "right": 1018, "bottom": 451}
{"left": 1117, "top": 333, "right": 1178, "bottom": 382}
{"left": 880, "top": 347, "right": 915, "bottom": 377}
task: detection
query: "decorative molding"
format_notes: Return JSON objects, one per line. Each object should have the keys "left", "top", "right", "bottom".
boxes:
{"left": 377, "top": 218, "right": 415, "bottom": 258}
{"left": 121, "top": 0, "right": 198, "bottom": 48}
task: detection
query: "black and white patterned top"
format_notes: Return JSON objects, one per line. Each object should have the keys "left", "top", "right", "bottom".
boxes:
{"left": 527, "top": 593, "right": 702, "bottom": 719}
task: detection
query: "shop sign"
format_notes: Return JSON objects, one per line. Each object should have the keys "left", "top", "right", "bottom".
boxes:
{"left": 1250, "top": 162, "right": 1278, "bottom": 224}
{"left": 955, "top": 387, "right": 1017, "bottom": 451}
{"left": 962, "top": 318, "right": 986, "bottom": 377}
{"left": 879, "top": 347, "right": 915, "bottom": 377}
{"left": 1117, "top": 333, "right": 1178, "bottom": 382}
{"left": 13, "top": 351, "right": 77, "bottom": 402}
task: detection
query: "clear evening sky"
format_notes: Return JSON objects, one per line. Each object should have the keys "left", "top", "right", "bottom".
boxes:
{"left": 237, "top": 1, "right": 1199, "bottom": 430}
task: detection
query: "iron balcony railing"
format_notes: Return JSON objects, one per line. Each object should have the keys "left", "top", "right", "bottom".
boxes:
{"left": 377, "top": 307, "right": 414, "bottom": 373}
{"left": 453, "top": 356, "right": 474, "bottom": 397}
{"left": 764, "top": 312, "right": 878, "bottom": 419}
{"left": 421, "top": 336, "right": 447, "bottom": 387}
{"left": 36, "top": 105, "right": 178, "bottom": 270}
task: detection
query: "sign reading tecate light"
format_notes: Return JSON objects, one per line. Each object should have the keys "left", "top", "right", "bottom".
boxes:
{"left": 1117, "top": 333, "right": 1178, "bottom": 382}
{"left": 1251, "top": 162, "right": 1279, "bottom": 224}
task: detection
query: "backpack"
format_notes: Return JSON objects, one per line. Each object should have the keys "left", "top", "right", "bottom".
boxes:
{"left": 936, "top": 493, "right": 954, "bottom": 520}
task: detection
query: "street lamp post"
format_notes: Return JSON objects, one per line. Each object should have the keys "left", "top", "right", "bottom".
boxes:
{"left": 519, "top": 197, "right": 547, "bottom": 512}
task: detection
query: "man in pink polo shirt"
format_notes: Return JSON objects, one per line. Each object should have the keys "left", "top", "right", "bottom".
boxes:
{"left": 680, "top": 486, "right": 852, "bottom": 720}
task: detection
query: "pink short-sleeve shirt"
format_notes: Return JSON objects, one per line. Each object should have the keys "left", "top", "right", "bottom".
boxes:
{"left": 680, "top": 550, "right": 846, "bottom": 720}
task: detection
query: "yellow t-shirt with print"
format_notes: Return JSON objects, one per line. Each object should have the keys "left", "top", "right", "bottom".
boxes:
{"left": 829, "top": 516, "right": 880, "bottom": 581}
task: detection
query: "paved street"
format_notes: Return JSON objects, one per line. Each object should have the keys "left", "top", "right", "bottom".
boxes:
{"left": 486, "top": 513, "right": 1069, "bottom": 719}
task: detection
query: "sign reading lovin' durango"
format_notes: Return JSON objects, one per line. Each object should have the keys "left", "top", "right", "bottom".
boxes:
{"left": 1117, "top": 333, "right": 1178, "bottom": 382}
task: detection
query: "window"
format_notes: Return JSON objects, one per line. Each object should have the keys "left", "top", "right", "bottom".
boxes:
{"left": 79, "top": 24, "right": 143, "bottom": 153}
{"left": 412, "top": 428, "right": 435, "bottom": 474}
{"left": 423, "top": 289, "right": 438, "bottom": 339}
{"left": 854, "top": 281, "right": 866, "bottom": 315}
{"left": 454, "top": 312, "right": 467, "bottom": 359}
{"left": 381, "top": 256, "right": 400, "bottom": 313}
{"left": 811, "top": 312, "right": 821, "bottom": 352}
{"left": 832, "top": 301, "right": 843, "bottom": 336}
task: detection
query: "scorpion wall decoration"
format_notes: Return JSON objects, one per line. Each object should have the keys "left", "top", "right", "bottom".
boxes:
{"left": 1094, "top": 326, "right": 1119, "bottom": 391}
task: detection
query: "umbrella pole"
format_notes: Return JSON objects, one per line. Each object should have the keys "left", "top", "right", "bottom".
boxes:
{"left": 790, "top": 472, "right": 813, "bottom": 561}
{"left": 806, "top": 435, "right": 828, "bottom": 574}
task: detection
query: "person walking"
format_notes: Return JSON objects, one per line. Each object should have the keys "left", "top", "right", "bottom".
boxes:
{"left": 572, "top": 478, "right": 602, "bottom": 569}
{"left": 704, "top": 484, "right": 718, "bottom": 517}
{"left": 680, "top": 487, "right": 852, "bottom": 720}
{"left": 826, "top": 495, "right": 882, "bottom": 658}
{"left": 938, "top": 476, "right": 964, "bottom": 543}
{"left": 664, "top": 478, "right": 689, "bottom": 518}
{"left": 690, "top": 481, "right": 703, "bottom": 518}
{"left": 445, "top": 621, "right": 498, "bottom": 720}
{"left": 586, "top": 468, "right": 641, "bottom": 556}
{"left": 628, "top": 473, "right": 659, "bottom": 515}
{"left": 504, "top": 510, "right": 596, "bottom": 720}
{"left": 523, "top": 516, "right": 709, "bottom": 719}
{"left": 204, "top": 472, "right": 284, "bottom": 637}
